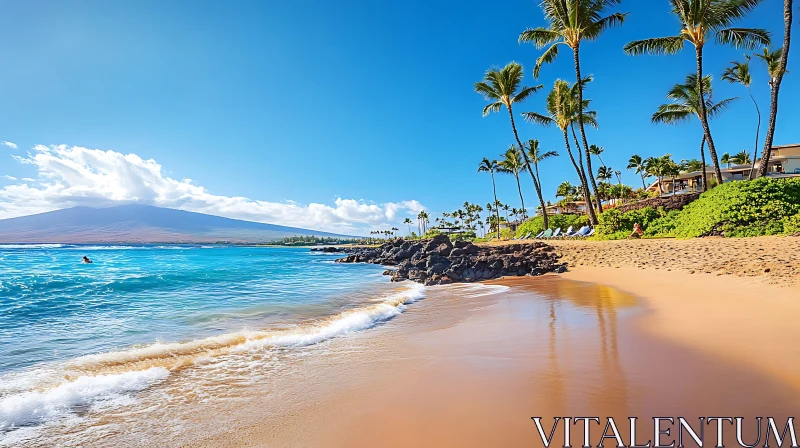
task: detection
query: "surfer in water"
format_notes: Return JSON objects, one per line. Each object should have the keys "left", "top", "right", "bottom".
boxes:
{"left": 82, "top": 256, "right": 93, "bottom": 264}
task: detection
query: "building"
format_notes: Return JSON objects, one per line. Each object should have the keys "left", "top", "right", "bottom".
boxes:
{"left": 647, "top": 144, "right": 800, "bottom": 195}
{"left": 536, "top": 201, "right": 591, "bottom": 216}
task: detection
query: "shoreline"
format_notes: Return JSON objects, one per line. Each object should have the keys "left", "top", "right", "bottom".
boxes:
{"left": 174, "top": 261, "right": 800, "bottom": 447}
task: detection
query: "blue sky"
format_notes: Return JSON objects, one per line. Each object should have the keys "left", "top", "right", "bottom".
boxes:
{"left": 0, "top": 0, "right": 795, "bottom": 234}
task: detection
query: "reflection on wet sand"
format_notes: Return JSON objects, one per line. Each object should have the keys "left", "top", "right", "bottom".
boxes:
{"left": 25, "top": 275, "right": 800, "bottom": 447}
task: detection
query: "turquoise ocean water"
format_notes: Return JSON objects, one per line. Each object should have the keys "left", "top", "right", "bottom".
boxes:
{"left": 0, "top": 245, "right": 427, "bottom": 440}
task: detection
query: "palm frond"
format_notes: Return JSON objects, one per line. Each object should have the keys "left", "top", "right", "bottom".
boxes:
{"left": 624, "top": 35, "right": 685, "bottom": 56}
{"left": 652, "top": 104, "right": 693, "bottom": 124}
{"left": 716, "top": 27, "right": 771, "bottom": 50}
{"left": 518, "top": 27, "right": 561, "bottom": 47}
{"left": 522, "top": 112, "right": 554, "bottom": 127}
{"left": 707, "top": 97, "right": 738, "bottom": 118}
{"left": 584, "top": 12, "right": 628, "bottom": 41}
{"left": 482, "top": 102, "right": 503, "bottom": 117}
{"left": 533, "top": 43, "right": 561, "bottom": 79}
{"left": 513, "top": 84, "right": 543, "bottom": 104}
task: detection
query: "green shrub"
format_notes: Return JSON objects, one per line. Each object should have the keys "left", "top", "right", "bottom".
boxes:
{"left": 671, "top": 177, "right": 800, "bottom": 238}
{"left": 782, "top": 213, "right": 800, "bottom": 235}
{"left": 595, "top": 207, "right": 664, "bottom": 239}
{"left": 515, "top": 214, "right": 590, "bottom": 238}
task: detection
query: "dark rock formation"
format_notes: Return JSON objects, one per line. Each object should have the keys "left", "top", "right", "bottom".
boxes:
{"left": 328, "top": 235, "right": 566, "bottom": 286}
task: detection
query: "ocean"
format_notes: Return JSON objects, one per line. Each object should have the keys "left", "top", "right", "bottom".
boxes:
{"left": 0, "top": 244, "right": 429, "bottom": 445}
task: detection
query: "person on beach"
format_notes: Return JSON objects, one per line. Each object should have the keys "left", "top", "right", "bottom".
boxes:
{"left": 82, "top": 256, "right": 93, "bottom": 264}
{"left": 629, "top": 223, "right": 643, "bottom": 239}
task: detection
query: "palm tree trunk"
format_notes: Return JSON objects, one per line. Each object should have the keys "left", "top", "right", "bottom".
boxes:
{"left": 506, "top": 105, "right": 549, "bottom": 228}
{"left": 573, "top": 45, "right": 604, "bottom": 214}
{"left": 514, "top": 174, "right": 526, "bottom": 222}
{"left": 640, "top": 172, "right": 646, "bottom": 190}
{"left": 747, "top": 87, "right": 761, "bottom": 180}
{"left": 562, "top": 129, "right": 598, "bottom": 225}
{"left": 700, "top": 135, "right": 708, "bottom": 192}
{"left": 757, "top": 0, "right": 792, "bottom": 177}
{"left": 570, "top": 124, "right": 597, "bottom": 216}
{"left": 695, "top": 46, "right": 724, "bottom": 185}
{"left": 490, "top": 171, "right": 501, "bottom": 238}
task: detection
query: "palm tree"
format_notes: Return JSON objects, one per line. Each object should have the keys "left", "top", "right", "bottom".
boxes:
{"left": 627, "top": 154, "right": 649, "bottom": 189}
{"left": 478, "top": 158, "right": 502, "bottom": 238}
{"left": 475, "top": 62, "right": 549, "bottom": 228}
{"left": 721, "top": 152, "right": 732, "bottom": 168}
{"left": 730, "top": 150, "right": 752, "bottom": 165}
{"left": 755, "top": 25, "right": 791, "bottom": 176}
{"left": 403, "top": 218, "right": 413, "bottom": 236}
{"left": 523, "top": 79, "right": 599, "bottom": 225}
{"left": 624, "top": 0, "right": 770, "bottom": 185}
{"left": 589, "top": 145, "right": 607, "bottom": 168}
{"left": 597, "top": 166, "right": 614, "bottom": 183}
{"left": 497, "top": 145, "right": 528, "bottom": 221}
{"left": 651, "top": 74, "right": 737, "bottom": 190}
{"left": 722, "top": 58, "right": 761, "bottom": 179}
{"left": 556, "top": 181, "right": 578, "bottom": 201}
{"left": 519, "top": 0, "right": 627, "bottom": 219}
{"left": 682, "top": 158, "right": 705, "bottom": 172}
{"left": 525, "top": 139, "right": 558, "bottom": 220}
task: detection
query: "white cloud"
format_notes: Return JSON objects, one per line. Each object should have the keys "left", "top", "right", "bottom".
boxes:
{"left": 0, "top": 144, "right": 425, "bottom": 235}
{"left": 1, "top": 141, "right": 17, "bottom": 150}
{"left": 21, "top": 178, "right": 35, "bottom": 182}
{"left": 2, "top": 176, "right": 17, "bottom": 181}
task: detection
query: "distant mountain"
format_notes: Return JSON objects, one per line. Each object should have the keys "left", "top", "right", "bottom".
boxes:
{"left": 0, "top": 205, "right": 350, "bottom": 243}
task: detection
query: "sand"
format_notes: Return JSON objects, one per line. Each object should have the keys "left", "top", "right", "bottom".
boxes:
{"left": 53, "top": 237, "right": 800, "bottom": 447}
{"left": 489, "top": 235, "right": 800, "bottom": 286}
{"left": 183, "top": 259, "right": 800, "bottom": 447}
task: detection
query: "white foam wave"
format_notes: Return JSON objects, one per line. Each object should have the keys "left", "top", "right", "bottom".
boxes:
{"left": 0, "top": 283, "right": 426, "bottom": 432}
{"left": 0, "top": 367, "right": 169, "bottom": 431}
{"left": 238, "top": 283, "right": 426, "bottom": 350}
{"left": 0, "top": 244, "right": 68, "bottom": 249}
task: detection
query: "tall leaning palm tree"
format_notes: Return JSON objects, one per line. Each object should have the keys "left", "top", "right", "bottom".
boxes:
{"left": 755, "top": 3, "right": 792, "bottom": 178}
{"left": 475, "top": 62, "right": 548, "bottom": 228}
{"left": 627, "top": 154, "right": 648, "bottom": 189}
{"left": 624, "top": 0, "right": 770, "bottom": 184}
{"left": 520, "top": 0, "right": 627, "bottom": 217}
{"left": 651, "top": 74, "right": 737, "bottom": 191}
{"left": 478, "top": 158, "right": 502, "bottom": 238}
{"left": 589, "top": 145, "right": 607, "bottom": 168}
{"left": 524, "top": 79, "right": 599, "bottom": 225}
{"left": 525, "top": 139, "right": 559, "bottom": 221}
{"left": 497, "top": 145, "right": 528, "bottom": 220}
{"left": 722, "top": 58, "right": 760, "bottom": 179}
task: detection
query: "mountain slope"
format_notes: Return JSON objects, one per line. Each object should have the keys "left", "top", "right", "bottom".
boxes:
{"left": 0, "top": 205, "right": 350, "bottom": 243}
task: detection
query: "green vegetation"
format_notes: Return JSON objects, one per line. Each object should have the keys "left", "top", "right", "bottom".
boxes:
{"left": 271, "top": 236, "right": 361, "bottom": 246}
{"left": 591, "top": 178, "right": 800, "bottom": 240}
{"left": 670, "top": 177, "right": 800, "bottom": 238}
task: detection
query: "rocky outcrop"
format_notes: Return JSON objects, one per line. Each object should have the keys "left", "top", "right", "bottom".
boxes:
{"left": 329, "top": 235, "right": 566, "bottom": 286}
{"left": 310, "top": 246, "right": 350, "bottom": 253}
{"left": 616, "top": 192, "right": 701, "bottom": 213}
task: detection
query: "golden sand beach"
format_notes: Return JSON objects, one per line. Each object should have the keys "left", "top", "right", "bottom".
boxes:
{"left": 163, "top": 236, "right": 800, "bottom": 447}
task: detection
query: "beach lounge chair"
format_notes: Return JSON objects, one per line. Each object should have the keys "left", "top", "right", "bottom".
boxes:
{"left": 585, "top": 227, "right": 595, "bottom": 237}
{"left": 550, "top": 228, "right": 562, "bottom": 238}
{"left": 569, "top": 226, "right": 589, "bottom": 238}
{"left": 534, "top": 230, "right": 545, "bottom": 238}
{"left": 521, "top": 232, "right": 532, "bottom": 240}
{"left": 563, "top": 226, "right": 574, "bottom": 237}
{"left": 539, "top": 229, "right": 553, "bottom": 238}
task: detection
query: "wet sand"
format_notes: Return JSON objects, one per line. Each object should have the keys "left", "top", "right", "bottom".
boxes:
{"left": 188, "top": 267, "right": 800, "bottom": 447}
